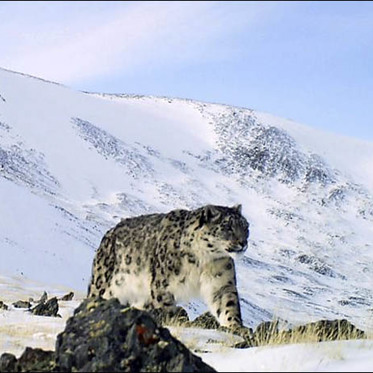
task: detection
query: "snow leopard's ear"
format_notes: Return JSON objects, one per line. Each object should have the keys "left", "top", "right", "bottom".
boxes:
{"left": 198, "top": 205, "right": 221, "bottom": 227}
{"left": 232, "top": 204, "right": 242, "bottom": 214}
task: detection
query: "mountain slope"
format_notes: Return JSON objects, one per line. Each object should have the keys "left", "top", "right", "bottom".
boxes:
{"left": 0, "top": 67, "right": 372, "bottom": 332}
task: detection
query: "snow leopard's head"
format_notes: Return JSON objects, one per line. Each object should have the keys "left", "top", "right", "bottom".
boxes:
{"left": 198, "top": 204, "right": 249, "bottom": 255}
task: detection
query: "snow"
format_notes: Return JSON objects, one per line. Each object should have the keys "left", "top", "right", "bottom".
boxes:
{"left": 0, "top": 177, "right": 95, "bottom": 289}
{"left": 200, "top": 339, "right": 373, "bottom": 372}
{"left": 255, "top": 110, "right": 373, "bottom": 191}
{"left": 0, "top": 274, "right": 372, "bottom": 372}
{"left": 1, "top": 67, "right": 373, "bottom": 371}
{"left": 0, "top": 274, "right": 372, "bottom": 371}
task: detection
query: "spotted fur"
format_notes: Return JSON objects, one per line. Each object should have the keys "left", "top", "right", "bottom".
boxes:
{"left": 88, "top": 204, "right": 249, "bottom": 328}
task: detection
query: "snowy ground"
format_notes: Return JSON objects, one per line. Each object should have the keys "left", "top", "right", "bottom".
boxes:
{"left": 1, "top": 68, "right": 373, "bottom": 371}
{"left": 201, "top": 339, "right": 373, "bottom": 372}
{"left": 0, "top": 274, "right": 82, "bottom": 356}
{"left": 0, "top": 275, "right": 372, "bottom": 372}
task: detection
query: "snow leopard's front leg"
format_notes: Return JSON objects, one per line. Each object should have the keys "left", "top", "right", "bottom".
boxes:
{"left": 200, "top": 256, "right": 242, "bottom": 329}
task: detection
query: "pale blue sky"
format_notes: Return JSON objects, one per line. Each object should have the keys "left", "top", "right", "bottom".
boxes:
{"left": 1, "top": 1, "right": 373, "bottom": 141}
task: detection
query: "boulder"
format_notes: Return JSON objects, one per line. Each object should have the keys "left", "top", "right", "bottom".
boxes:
{"left": 0, "top": 301, "right": 8, "bottom": 311}
{"left": 59, "top": 292, "right": 74, "bottom": 301}
{"left": 190, "top": 311, "right": 220, "bottom": 330}
{"left": 289, "top": 318, "right": 366, "bottom": 342}
{"left": 31, "top": 297, "right": 60, "bottom": 317}
{"left": 12, "top": 300, "right": 31, "bottom": 309}
{"left": 236, "top": 318, "right": 366, "bottom": 348}
{"left": 37, "top": 291, "right": 48, "bottom": 304}
{"left": 55, "top": 297, "right": 215, "bottom": 372}
{"left": 147, "top": 306, "right": 189, "bottom": 327}
{"left": 1, "top": 297, "right": 215, "bottom": 372}
{"left": 0, "top": 353, "right": 17, "bottom": 372}
{"left": 0, "top": 348, "right": 55, "bottom": 372}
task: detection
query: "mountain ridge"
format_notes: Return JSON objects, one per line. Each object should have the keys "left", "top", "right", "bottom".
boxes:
{"left": 0, "top": 67, "right": 372, "bottom": 332}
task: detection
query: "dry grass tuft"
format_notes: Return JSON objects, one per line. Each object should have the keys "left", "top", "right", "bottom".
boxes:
{"left": 252, "top": 318, "right": 366, "bottom": 347}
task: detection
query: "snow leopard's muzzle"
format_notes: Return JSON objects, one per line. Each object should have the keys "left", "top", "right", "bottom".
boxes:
{"left": 227, "top": 242, "right": 248, "bottom": 253}
{"left": 227, "top": 243, "right": 247, "bottom": 261}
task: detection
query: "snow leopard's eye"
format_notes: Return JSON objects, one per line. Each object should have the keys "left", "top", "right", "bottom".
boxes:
{"left": 223, "top": 217, "right": 233, "bottom": 229}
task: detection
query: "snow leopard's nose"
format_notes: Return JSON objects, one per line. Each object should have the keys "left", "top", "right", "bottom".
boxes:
{"left": 232, "top": 239, "right": 247, "bottom": 252}
{"left": 239, "top": 243, "right": 248, "bottom": 252}
{"left": 238, "top": 237, "right": 247, "bottom": 248}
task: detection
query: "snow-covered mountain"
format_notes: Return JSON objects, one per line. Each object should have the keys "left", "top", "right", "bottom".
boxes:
{"left": 1, "top": 67, "right": 372, "bottom": 333}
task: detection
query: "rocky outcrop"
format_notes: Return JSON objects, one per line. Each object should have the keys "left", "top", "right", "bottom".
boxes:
{"left": 55, "top": 297, "right": 215, "bottom": 372}
{"left": 12, "top": 300, "right": 31, "bottom": 309}
{"left": 30, "top": 297, "right": 60, "bottom": 317}
{"left": 235, "top": 318, "right": 366, "bottom": 348}
{"left": 0, "top": 301, "right": 8, "bottom": 310}
{"left": 147, "top": 305, "right": 190, "bottom": 327}
{"left": 0, "top": 297, "right": 215, "bottom": 372}
{"left": 59, "top": 291, "right": 74, "bottom": 301}
{"left": 158, "top": 309, "right": 366, "bottom": 349}
{"left": 0, "top": 348, "right": 55, "bottom": 372}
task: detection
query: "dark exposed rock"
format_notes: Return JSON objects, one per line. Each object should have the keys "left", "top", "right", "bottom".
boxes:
{"left": 253, "top": 320, "right": 280, "bottom": 345}
{"left": 37, "top": 291, "right": 48, "bottom": 304}
{"left": 0, "top": 301, "right": 8, "bottom": 310}
{"left": 0, "top": 353, "right": 17, "bottom": 372}
{"left": 55, "top": 297, "right": 215, "bottom": 372}
{"left": 213, "top": 111, "right": 307, "bottom": 183}
{"left": 338, "top": 296, "right": 371, "bottom": 307}
{"left": 235, "top": 318, "right": 366, "bottom": 349}
{"left": 147, "top": 305, "right": 189, "bottom": 326}
{"left": 17, "top": 348, "right": 55, "bottom": 372}
{"left": 1, "top": 298, "right": 215, "bottom": 372}
{"left": 296, "top": 254, "right": 340, "bottom": 278}
{"left": 12, "top": 300, "right": 31, "bottom": 309}
{"left": 1, "top": 294, "right": 366, "bottom": 370}
{"left": 59, "top": 291, "right": 74, "bottom": 301}
{"left": 228, "top": 326, "right": 255, "bottom": 348}
{"left": 0, "top": 348, "right": 55, "bottom": 372}
{"left": 0, "top": 143, "right": 59, "bottom": 196}
{"left": 289, "top": 318, "right": 366, "bottom": 342}
{"left": 142, "top": 306, "right": 255, "bottom": 348}
{"left": 147, "top": 307, "right": 256, "bottom": 348}
{"left": 72, "top": 117, "right": 154, "bottom": 179}
{"left": 187, "top": 311, "right": 255, "bottom": 348}
{"left": 305, "top": 154, "right": 335, "bottom": 185}
{"left": 31, "top": 297, "right": 60, "bottom": 317}
{"left": 190, "top": 311, "right": 220, "bottom": 330}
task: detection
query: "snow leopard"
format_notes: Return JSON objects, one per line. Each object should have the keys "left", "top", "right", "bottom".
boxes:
{"left": 87, "top": 204, "right": 250, "bottom": 328}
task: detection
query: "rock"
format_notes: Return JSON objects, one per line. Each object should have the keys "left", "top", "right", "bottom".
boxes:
{"left": 290, "top": 318, "right": 366, "bottom": 342}
{"left": 253, "top": 320, "right": 280, "bottom": 345}
{"left": 12, "top": 300, "right": 31, "bottom": 309}
{"left": 37, "top": 291, "right": 48, "bottom": 304}
{"left": 55, "top": 297, "right": 216, "bottom": 372}
{"left": 31, "top": 297, "right": 60, "bottom": 317}
{"left": 0, "top": 301, "right": 8, "bottom": 310}
{"left": 186, "top": 311, "right": 255, "bottom": 348}
{"left": 59, "top": 291, "right": 74, "bottom": 301}
{"left": 0, "top": 353, "right": 17, "bottom": 372}
{"left": 234, "top": 318, "right": 367, "bottom": 348}
{"left": 147, "top": 306, "right": 189, "bottom": 326}
{"left": 228, "top": 326, "right": 255, "bottom": 348}
{"left": 0, "top": 348, "right": 55, "bottom": 372}
{"left": 0, "top": 298, "right": 215, "bottom": 372}
{"left": 190, "top": 311, "right": 220, "bottom": 329}
{"left": 17, "top": 348, "right": 55, "bottom": 372}
{"left": 147, "top": 307, "right": 256, "bottom": 350}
